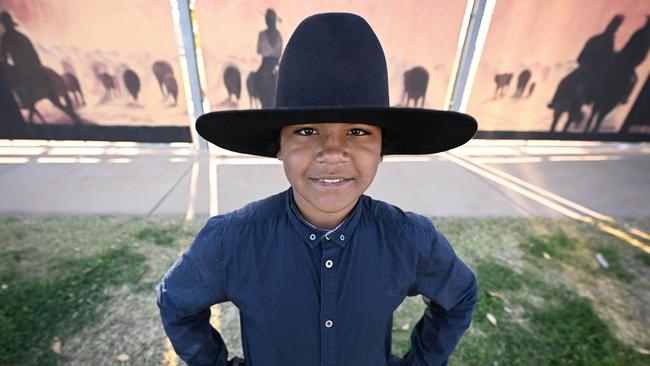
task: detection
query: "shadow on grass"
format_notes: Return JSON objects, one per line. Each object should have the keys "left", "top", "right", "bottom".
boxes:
{"left": 0, "top": 245, "right": 148, "bottom": 366}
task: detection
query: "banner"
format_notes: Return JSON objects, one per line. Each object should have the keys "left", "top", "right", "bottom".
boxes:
{"left": 467, "top": 0, "right": 650, "bottom": 140}
{"left": 0, "top": 0, "right": 191, "bottom": 142}
{"left": 194, "top": 0, "right": 468, "bottom": 112}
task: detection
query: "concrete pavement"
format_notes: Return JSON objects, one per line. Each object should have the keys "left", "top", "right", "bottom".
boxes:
{"left": 0, "top": 139, "right": 649, "bottom": 220}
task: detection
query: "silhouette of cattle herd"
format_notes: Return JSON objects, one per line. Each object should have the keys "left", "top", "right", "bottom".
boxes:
{"left": 493, "top": 69, "right": 536, "bottom": 99}
{"left": 0, "top": 11, "right": 180, "bottom": 125}
{"left": 0, "top": 7, "right": 436, "bottom": 127}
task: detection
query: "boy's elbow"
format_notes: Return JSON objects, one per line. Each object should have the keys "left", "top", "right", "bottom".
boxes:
{"left": 155, "top": 279, "right": 178, "bottom": 320}
{"left": 466, "top": 272, "right": 479, "bottom": 309}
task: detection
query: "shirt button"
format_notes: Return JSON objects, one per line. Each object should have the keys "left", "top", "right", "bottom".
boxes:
{"left": 325, "top": 235, "right": 330, "bottom": 241}
{"left": 325, "top": 320, "right": 333, "bottom": 328}
{"left": 309, "top": 234, "right": 316, "bottom": 240}
{"left": 325, "top": 259, "right": 333, "bottom": 268}
{"left": 340, "top": 234, "right": 345, "bottom": 241}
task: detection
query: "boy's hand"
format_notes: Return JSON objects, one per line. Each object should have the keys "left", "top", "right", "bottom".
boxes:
{"left": 227, "top": 356, "right": 246, "bottom": 366}
{"left": 389, "top": 354, "right": 407, "bottom": 365}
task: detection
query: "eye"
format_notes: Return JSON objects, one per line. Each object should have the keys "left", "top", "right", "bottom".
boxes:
{"left": 296, "top": 127, "right": 317, "bottom": 136}
{"left": 348, "top": 128, "right": 370, "bottom": 136}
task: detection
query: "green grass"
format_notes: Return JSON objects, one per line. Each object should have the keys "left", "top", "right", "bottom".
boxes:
{"left": 135, "top": 224, "right": 192, "bottom": 247}
{"left": 0, "top": 245, "right": 147, "bottom": 365}
{"left": 447, "top": 261, "right": 646, "bottom": 365}
{"left": 0, "top": 215, "right": 202, "bottom": 365}
{"left": 392, "top": 218, "right": 650, "bottom": 365}
{"left": 1, "top": 216, "right": 649, "bottom": 365}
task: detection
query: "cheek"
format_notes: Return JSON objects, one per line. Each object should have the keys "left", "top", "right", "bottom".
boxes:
{"left": 282, "top": 150, "right": 310, "bottom": 182}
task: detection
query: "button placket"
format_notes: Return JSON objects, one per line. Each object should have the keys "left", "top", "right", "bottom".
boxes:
{"left": 320, "top": 241, "right": 340, "bottom": 366}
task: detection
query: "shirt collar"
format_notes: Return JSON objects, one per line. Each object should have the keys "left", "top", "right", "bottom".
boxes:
{"left": 286, "top": 187, "right": 364, "bottom": 248}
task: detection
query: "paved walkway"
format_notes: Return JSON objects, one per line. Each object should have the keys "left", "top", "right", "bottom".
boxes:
{"left": 1, "top": 139, "right": 649, "bottom": 220}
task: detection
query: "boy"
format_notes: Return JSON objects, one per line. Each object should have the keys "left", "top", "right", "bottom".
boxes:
{"left": 157, "top": 12, "right": 478, "bottom": 366}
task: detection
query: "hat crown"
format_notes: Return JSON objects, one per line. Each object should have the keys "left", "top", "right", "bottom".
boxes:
{"left": 275, "top": 13, "right": 389, "bottom": 109}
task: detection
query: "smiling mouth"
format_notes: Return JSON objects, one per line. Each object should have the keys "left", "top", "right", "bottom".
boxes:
{"left": 310, "top": 177, "right": 353, "bottom": 186}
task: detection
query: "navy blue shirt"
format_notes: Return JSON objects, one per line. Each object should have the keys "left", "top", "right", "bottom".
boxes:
{"left": 156, "top": 188, "right": 478, "bottom": 366}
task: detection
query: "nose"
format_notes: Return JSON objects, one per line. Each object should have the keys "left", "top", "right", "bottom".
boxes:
{"left": 316, "top": 133, "right": 348, "bottom": 163}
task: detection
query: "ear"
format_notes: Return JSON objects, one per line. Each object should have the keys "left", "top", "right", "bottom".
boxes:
{"left": 379, "top": 155, "right": 383, "bottom": 163}
{"left": 276, "top": 147, "right": 283, "bottom": 161}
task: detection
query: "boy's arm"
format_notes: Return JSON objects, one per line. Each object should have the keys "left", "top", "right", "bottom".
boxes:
{"left": 394, "top": 222, "right": 479, "bottom": 366}
{"left": 156, "top": 218, "right": 230, "bottom": 366}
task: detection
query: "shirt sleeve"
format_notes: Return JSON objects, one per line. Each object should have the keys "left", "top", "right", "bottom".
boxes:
{"left": 400, "top": 220, "right": 479, "bottom": 366}
{"left": 156, "top": 217, "right": 230, "bottom": 366}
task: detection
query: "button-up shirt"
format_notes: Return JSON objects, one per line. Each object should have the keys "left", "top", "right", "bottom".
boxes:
{"left": 156, "top": 188, "right": 478, "bottom": 366}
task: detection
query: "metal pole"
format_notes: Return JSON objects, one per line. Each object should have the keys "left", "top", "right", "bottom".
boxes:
{"left": 448, "top": 0, "right": 496, "bottom": 112}
{"left": 172, "top": 0, "right": 207, "bottom": 149}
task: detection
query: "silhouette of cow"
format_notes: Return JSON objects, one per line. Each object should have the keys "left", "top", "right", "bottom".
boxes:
{"left": 152, "top": 60, "right": 174, "bottom": 98}
{"left": 493, "top": 73, "right": 513, "bottom": 98}
{"left": 163, "top": 73, "right": 178, "bottom": 106}
{"left": 514, "top": 69, "right": 531, "bottom": 98}
{"left": 98, "top": 72, "right": 118, "bottom": 101}
{"left": 62, "top": 72, "right": 85, "bottom": 108}
{"left": 123, "top": 69, "right": 140, "bottom": 102}
{"left": 401, "top": 66, "right": 429, "bottom": 107}
{"left": 246, "top": 71, "right": 260, "bottom": 108}
{"left": 224, "top": 66, "right": 241, "bottom": 103}
{"left": 527, "top": 82, "right": 536, "bottom": 98}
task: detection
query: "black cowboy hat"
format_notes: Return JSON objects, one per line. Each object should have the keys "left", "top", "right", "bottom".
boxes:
{"left": 196, "top": 12, "right": 478, "bottom": 157}
{"left": 0, "top": 12, "right": 18, "bottom": 27}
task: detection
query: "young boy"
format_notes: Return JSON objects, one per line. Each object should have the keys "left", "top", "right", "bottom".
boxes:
{"left": 157, "top": 12, "right": 479, "bottom": 366}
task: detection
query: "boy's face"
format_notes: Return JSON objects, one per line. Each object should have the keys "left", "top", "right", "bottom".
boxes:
{"left": 277, "top": 122, "right": 383, "bottom": 228}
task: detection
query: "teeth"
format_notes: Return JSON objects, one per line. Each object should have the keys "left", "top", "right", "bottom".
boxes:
{"left": 319, "top": 178, "right": 343, "bottom": 183}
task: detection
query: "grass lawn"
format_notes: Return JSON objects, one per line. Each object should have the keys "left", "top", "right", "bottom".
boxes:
{"left": 0, "top": 215, "right": 649, "bottom": 365}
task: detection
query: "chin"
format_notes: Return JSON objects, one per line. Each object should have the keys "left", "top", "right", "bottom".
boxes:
{"left": 311, "top": 194, "right": 359, "bottom": 213}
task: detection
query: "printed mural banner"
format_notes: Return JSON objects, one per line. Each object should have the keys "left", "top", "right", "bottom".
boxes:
{"left": 0, "top": 0, "right": 191, "bottom": 142}
{"left": 194, "top": 0, "right": 468, "bottom": 113}
{"left": 467, "top": 0, "right": 650, "bottom": 139}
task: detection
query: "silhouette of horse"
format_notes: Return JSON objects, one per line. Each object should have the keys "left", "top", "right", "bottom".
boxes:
{"left": 63, "top": 72, "right": 85, "bottom": 108}
{"left": 401, "top": 66, "right": 429, "bottom": 107}
{"left": 548, "top": 68, "right": 587, "bottom": 132}
{"left": 493, "top": 73, "right": 513, "bottom": 98}
{"left": 514, "top": 69, "right": 531, "bottom": 98}
{"left": 584, "top": 17, "right": 650, "bottom": 132}
{"left": 4, "top": 64, "right": 80, "bottom": 124}
{"left": 224, "top": 66, "right": 241, "bottom": 103}
{"left": 547, "top": 14, "right": 640, "bottom": 133}
{"left": 246, "top": 71, "right": 260, "bottom": 108}
{"left": 163, "top": 73, "right": 178, "bottom": 106}
{"left": 152, "top": 60, "right": 174, "bottom": 98}
{"left": 123, "top": 69, "right": 141, "bottom": 102}
{"left": 0, "top": 11, "right": 79, "bottom": 123}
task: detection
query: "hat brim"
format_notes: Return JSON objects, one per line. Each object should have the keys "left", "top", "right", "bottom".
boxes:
{"left": 196, "top": 106, "right": 478, "bottom": 157}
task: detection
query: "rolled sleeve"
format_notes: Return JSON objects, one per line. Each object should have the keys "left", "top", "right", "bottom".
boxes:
{"left": 403, "top": 220, "right": 479, "bottom": 366}
{"left": 156, "top": 217, "right": 230, "bottom": 366}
